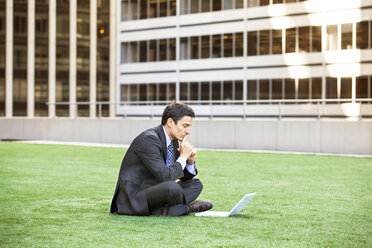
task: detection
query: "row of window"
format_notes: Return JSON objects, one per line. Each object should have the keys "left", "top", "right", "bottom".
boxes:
{"left": 121, "top": 38, "right": 176, "bottom": 63}
{"left": 121, "top": 0, "right": 308, "bottom": 21}
{"left": 121, "top": 21, "right": 372, "bottom": 63}
{"left": 119, "top": 76, "right": 372, "bottom": 103}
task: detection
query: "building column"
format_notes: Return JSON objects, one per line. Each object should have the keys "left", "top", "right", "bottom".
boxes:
{"left": 90, "top": 0, "right": 97, "bottom": 118}
{"left": 5, "top": 0, "right": 13, "bottom": 118}
{"left": 175, "top": 0, "right": 180, "bottom": 101}
{"left": 49, "top": 0, "right": 56, "bottom": 117}
{"left": 27, "top": 0, "right": 35, "bottom": 118}
{"left": 109, "top": 0, "right": 117, "bottom": 117}
{"left": 69, "top": 0, "right": 77, "bottom": 118}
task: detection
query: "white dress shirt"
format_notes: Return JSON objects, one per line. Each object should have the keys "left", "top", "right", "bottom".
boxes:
{"left": 162, "top": 126, "right": 196, "bottom": 175}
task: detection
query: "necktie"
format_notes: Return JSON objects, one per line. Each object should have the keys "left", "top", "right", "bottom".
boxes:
{"left": 167, "top": 143, "right": 174, "bottom": 167}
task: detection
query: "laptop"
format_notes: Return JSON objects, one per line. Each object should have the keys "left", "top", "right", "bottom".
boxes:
{"left": 195, "top": 193, "right": 256, "bottom": 217}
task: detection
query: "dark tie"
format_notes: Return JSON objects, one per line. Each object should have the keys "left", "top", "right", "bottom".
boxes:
{"left": 167, "top": 143, "right": 174, "bottom": 167}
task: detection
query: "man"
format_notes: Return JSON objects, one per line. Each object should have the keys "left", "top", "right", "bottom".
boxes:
{"left": 110, "top": 102, "right": 213, "bottom": 216}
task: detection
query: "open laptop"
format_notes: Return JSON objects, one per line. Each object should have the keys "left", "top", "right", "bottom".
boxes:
{"left": 195, "top": 193, "right": 256, "bottom": 217}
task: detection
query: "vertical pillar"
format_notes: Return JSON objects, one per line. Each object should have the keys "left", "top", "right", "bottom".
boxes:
{"left": 5, "top": 0, "right": 13, "bottom": 118}
{"left": 49, "top": 0, "right": 56, "bottom": 117}
{"left": 175, "top": 0, "right": 180, "bottom": 101}
{"left": 109, "top": 0, "right": 117, "bottom": 117}
{"left": 27, "top": 0, "right": 35, "bottom": 117}
{"left": 90, "top": 0, "right": 97, "bottom": 118}
{"left": 69, "top": 0, "right": 77, "bottom": 118}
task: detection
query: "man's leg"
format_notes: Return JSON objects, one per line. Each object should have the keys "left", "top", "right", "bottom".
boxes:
{"left": 146, "top": 181, "right": 189, "bottom": 216}
{"left": 177, "top": 178, "right": 203, "bottom": 204}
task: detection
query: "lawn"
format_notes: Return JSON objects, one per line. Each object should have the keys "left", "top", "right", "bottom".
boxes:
{"left": 0, "top": 142, "right": 371, "bottom": 247}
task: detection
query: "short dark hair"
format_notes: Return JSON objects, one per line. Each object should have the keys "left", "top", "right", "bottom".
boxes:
{"left": 161, "top": 102, "right": 196, "bottom": 125}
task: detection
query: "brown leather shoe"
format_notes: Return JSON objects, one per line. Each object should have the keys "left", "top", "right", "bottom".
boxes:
{"left": 188, "top": 200, "right": 213, "bottom": 212}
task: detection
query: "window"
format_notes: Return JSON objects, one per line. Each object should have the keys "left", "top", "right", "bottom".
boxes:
{"left": 340, "top": 78, "right": 352, "bottom": 99}
{"left": 191, "top": 0, "right": 199, "bottom": 13}
{"left": 326, "top": 77, "right": 337, "bottom": 99}
{"left": 298, "top": 79, "right": 309, "bottom": 99}
{"left": 223, "top": 33, "right": 233, "bottom": 57}
{"left": 260, "top": 0, "right": 269, "bottom": 6}
{"left": 272, "top": 29, "right": 282, "bottom": 54}
{"left": 180, "top": 83, "right": 188, "bottom": 101}
{"left": 311, "top": 78, "right": 322, "bottom": 99}
{"left": 212, "top": 34, "right": 221, "bottom": 58}
{"left": 356, "top": 76, "right": 368, "bottom": 98}
{"left": 223, "top": 81, "right": 233, "bottom": 100}
{"left": 201, "top": 82, "right": 210, "bottom": 101}
{"left": 212, "top": 82, "right": 221, "bottom": 101}
{"left": 149, "top": 39, "right": 157, "bottom": 61}
{"left": 327, "top": 25, "right": 338, "bottom": 50}
{"left": 191, "top": 36, "right": 199, "bottom": 59}
{"left": 285, "top": 79, "right": 295, "bottom": 99}
{"left": 201, "top": 35, "right": 210, "bottom": 58}
{"left": 356, "top": 21, "right": 369, "bottom": 49}
{"left": 180, "top": 37, "right": 189, "bottom": 60}
{"left": 235, "top": 33, "right": 243, "bottom": 56}
{"left": 259, "top": 30, "right": 270, "bottom": 55}
{"left": 248, "top": 80, "right": 257, "bottom": 100}
{"left": 139, "top": 40, "right": 147, "bottom": 62}
{"left": 159, "top": 39, "right": 167, "bottom": 61}
{"left": 259, "top": 80, "right": 270, "bottom": 100}
{"left": 272, "top": 79, "right": 283, "bottom": 99}
{"left": 224, "top": 0, "right": 233, "bottom": 10}
{"left": 139, "top": 84, "right": 147, "bottom": 101}
{"left": 311, "top": 26, "right": 322, "bottom": 52}
{"left": 299, "top": 27, "right": 310, "bottom": 53}
{"left": 248, "top": 31, "right": 257, "bottom": 56}
{"left": 160, "top": 0, "right": 167, "bottom": 17}
{"left": 235, "top": 81, "right": 243, "bottom": 100}
{"left": 341, "top": 23, "right": 352, "bottom": 50}
{"left": 286, "top": 28, "right": 296, "bottom": 53}
{"left": 202, "top": 0, "right": 210, "bottom": 12}
{"left": 140, "top": 0, "right": 147, "bottom": 19}
{"left": 149, "top": 0, "right": 158, "bottom": 18}
{"left": 212, "top": 0, "right": 221, "bottom": 11}
{"left": 169, "top": 38, "right": 176, "bottom": 60}
{"left": 190, "top": 82, "right": 199, "bottom": 100}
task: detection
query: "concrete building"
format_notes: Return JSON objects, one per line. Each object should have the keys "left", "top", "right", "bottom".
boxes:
{"left": 0, "top": 0, "right": 117, "bottom": 118}
{"left": 118, "top": 0, "right": 372, "bottom": 118}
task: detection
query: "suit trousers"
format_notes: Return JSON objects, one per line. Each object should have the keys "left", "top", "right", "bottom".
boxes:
{"left": 146, "top": 178, "right": 203, "bottom": 211}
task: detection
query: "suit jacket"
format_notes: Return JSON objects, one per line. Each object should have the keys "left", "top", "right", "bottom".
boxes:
{"left": 110, "top": 125, "right": 197, "bottom": 215}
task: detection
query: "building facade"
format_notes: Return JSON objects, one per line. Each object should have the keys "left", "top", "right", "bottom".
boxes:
{"left": 0, "top": 0, "right": 116, "bottom": 118}
{"left": 118, "top": 0, "right": 372, "bottom": 117}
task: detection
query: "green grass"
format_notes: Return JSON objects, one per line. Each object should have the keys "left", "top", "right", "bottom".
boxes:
{"left": 0, "top": 142, "right": 371, "bottom": 247}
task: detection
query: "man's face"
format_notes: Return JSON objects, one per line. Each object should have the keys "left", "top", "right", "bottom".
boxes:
{"left": 167, "top": 116, "right": 193, "bottom": 141}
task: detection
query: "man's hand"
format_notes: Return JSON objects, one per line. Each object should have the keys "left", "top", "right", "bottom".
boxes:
{"left": 178, "top": 137, "right": 194, "bottom": 161}
{"left": 187, "top": 149, "right": 197, "bottom": 165}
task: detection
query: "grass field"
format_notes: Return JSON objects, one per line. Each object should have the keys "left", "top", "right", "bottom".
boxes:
{"left": 0, "top": 142, "right": 371, "bottom": 247}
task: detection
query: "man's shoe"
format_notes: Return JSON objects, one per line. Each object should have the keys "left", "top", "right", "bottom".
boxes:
{"left": 188, "top": 200, "right": 213, "bottom": 212}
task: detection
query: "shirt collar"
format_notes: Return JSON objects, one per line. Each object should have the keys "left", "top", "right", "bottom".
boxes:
{"left": 162, "top": 125, "right": 172, "bottom": 147}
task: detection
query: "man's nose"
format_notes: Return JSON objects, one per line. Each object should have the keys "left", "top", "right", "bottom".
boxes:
{"left": 185, "top": 129, "right": 190, "bottom": 135}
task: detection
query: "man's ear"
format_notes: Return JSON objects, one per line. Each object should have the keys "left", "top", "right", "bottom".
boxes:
{"left": 166, "top": 118, "right": 174, "bottom": 127}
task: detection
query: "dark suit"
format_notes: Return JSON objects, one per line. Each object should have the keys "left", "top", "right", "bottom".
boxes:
{"left": 110, "top": 125, "right": 200, "bottom": 216}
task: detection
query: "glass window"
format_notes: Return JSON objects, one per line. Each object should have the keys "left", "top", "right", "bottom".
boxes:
{"left": 247, "top": 80, "right": 257, "bottom": 100}
{"left": 148, "top": 84, "right": 156, "bottom": 101}
{"left": 191, "top": 0, "right": 199, "bottom": 13}
{"left": 327, "top": 25, "right": 338, "bottom": 50}
{"left": 235, "top": 33, "right": 243, "bottom": 57}
{"left": 223, "top": 81, "right": 233, "bottom": 100}
{"left": 140, "top": 40, "right": 147, "bottom": 62}
{"left": 273, "top": 0, "right": 283, "bottom": 3}
{"left": 272, "top": 29, "right": 282, "bottom": 54}
{"left": 149, "top": 0, "right": 158, "bottom": 18}
{"left": 285, "top": 79, "right": 295, "bottom": 99}
{"left": 260, "top": 0, "right": 269, "bottom": 6}
{"left": 212, "top": 81, "right": 221, "bottom": 101}
{"left": 298, "top": 79, "right": 309, "bottom": 99}
{"left": 201, "top": 82, "right": 210, "bottom": 101}
{"left": 130, "top": 84, "right": 139, "bottom": 101}
{"left": 311, "top": 78, "right": 322, "bottom": 99}
{"left": 224, "top": 0, "right": 233, "bottom": 10}
{"left": 181, "top": 0, "right": 189, "bottom": 14}
{"left": 212, "top": 0, "right": 221, "bottom": 11}
{"left": 201, "top": 35, "right": 210, "bottom": 58}
{"left": 160, "top": 0, "right": 167, "bottom": 17}
{"left": 140, "top": 0, "right": 147, "bottom": 19}
{"left": 356, "top": 21, "right": 369, "bottom": 49}
{"left": 311, "top": 26, "right": 322, "bottom": 52}
{"left": 285, "top": 28, "right": 296, "bottom": 53}
{"left": 180, "top": 37, "right": 189, "bottom": 60}
{"left": 121, "top": 85, "right": 128, "bottom": 101}
{"left": 212, "top": 34, "right": 221, "bottom": 58}
{"left": 272, "top": 79, "right": 282, "bottom": 99}
{"left": 131, "top": 0, "right": 139, "bottom": 20}
{"left": 259, "top": 80, "right": 269, "bottom": 100}
{"left": 121, "top": 0, "right": 129, "bottom": 21}
{"left": 299, "top": 26, "right": 310, "bottom": 53}
{"left": 159, "top": 39, "right": 167, "bottom": 61}
{"left": 285, "top": 0, "right": 296, "bottom": 3}
{"left": 326, "top": 77, "right": 337, "bottom": 99}
{"left": 159, "top": 83, "right": 167, "bottom": 101}
{"left": 356, "top": 76, "right": 368, "bottom": 98}
{"left": 169, "top": 0, "right": 176, "bottom": 15}
{"left": 259, "top": 30, "right": 270, "bottom": 55}
{"left": 235, "top": 81, "right": 243, "bottom": 100}
{"left": 202, "top": 0, "right": 210, "bottom": 12}
{"left": 180, "top": 83, "right": 188, "bottom": 100}
{"left": 169, "top": 38, "right": 176, "bottom": 60}
{"left": 191, "top": 36, "right": 199, "bottom": 59}
{"left": 13, "top": 79, "right": 27, "bottom": 116}
{"left": 248, "top": 31, "right": 257, "bottom": 56}
{"left": 149, "top": 39, "right": 157, "bottom": 61}
{"left": 236, "top": 0, "right": 244, "bottom": 8}
{"left": 340, "top": 78, "right": 352, "bottom": 99}
{"left": 139, "top": 84, "right": 147, "bottom": 101}
{"left": 341, "top": 23, "right": 352, "bottom": 50}
{"left": 190, "top": 82, "right": 199, "bottom": 100}
{"left": 223, "top": 33, "right": 233, "bottom": 57}
{"left": 130, "top": 41, "right": 138, "bottom": 63}
{"left": 248, "top": 0, "right": 259, "bottom": 7}
{"left": 169, "top": 83, "right": 176, "bottom": 100}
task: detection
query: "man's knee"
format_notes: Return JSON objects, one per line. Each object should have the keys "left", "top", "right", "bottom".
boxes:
{"left": 192, "top": 178, "right": 203, "bottom": 192}
{"left": 166, "top": 181, "right": 183, "bottom": 198}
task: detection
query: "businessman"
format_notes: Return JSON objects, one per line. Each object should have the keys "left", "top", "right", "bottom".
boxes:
{"left": 110, "top": 102, "right": 213, "bottom": 216}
